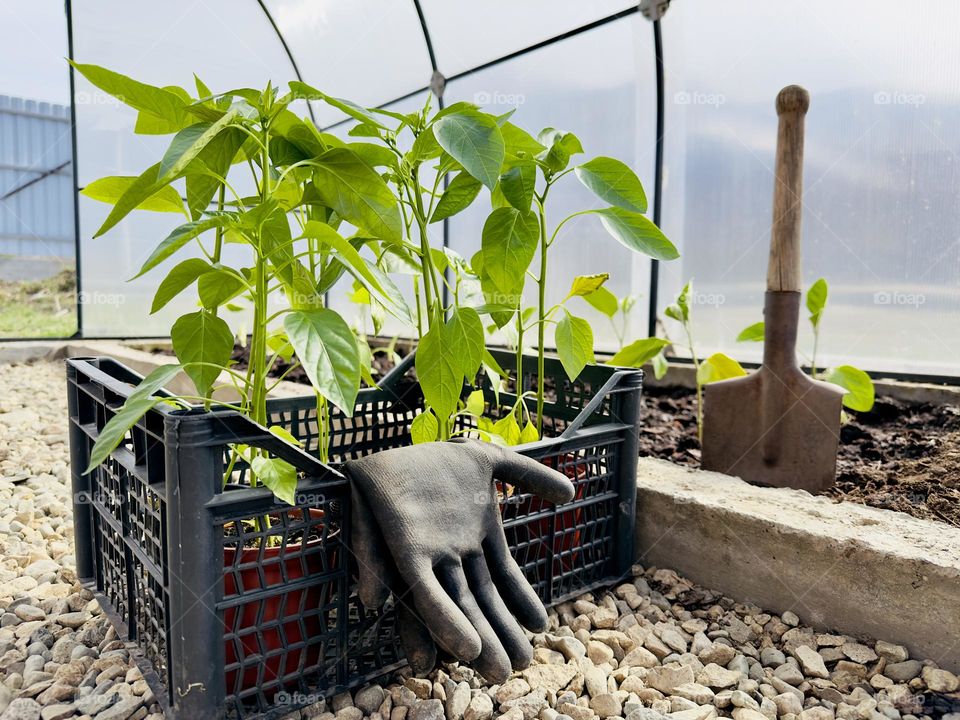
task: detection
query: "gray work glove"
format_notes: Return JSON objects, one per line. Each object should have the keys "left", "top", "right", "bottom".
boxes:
{"left": 344, "top": 438, "right": 575, "bottom": 682}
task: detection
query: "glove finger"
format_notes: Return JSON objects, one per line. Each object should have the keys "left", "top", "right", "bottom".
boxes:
{"left": 463, "top": 553, "right": 533, "bottom": 671}
{"left": 409, "top": 565, "right": 483, "bottom": 662}
{"left": 349, "top": 484, "right": 393, "bottom": 609}
{"left": 478, "top": 441, "right": 575, "bottom": 504}
{"left": 393, "top": 587, "right": 437, "bottom": 677}
{"left": 439, "top": 561, "right": 512, "bottom": 684}
{"left": 483, "top": 529, "right": 548, "bottom": 632}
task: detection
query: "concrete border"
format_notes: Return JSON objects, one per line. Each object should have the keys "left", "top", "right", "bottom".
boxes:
{"left": 635, "top": 457, "right": 960, "bottom": 672}
{"left": 0, "top": 339, "right": 308, "bottom": 398}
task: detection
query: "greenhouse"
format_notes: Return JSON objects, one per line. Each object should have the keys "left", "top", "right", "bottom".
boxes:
{"left": 0, "top": 2, "right": 958, "bottom": 720}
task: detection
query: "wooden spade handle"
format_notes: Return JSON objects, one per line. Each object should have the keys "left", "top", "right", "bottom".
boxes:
{"left": 767, "top": 85, "right": 809, "bottom": 292}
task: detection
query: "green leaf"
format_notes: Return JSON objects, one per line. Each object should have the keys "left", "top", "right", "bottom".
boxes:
{"left": 338, "top": 253, "right": 415, "bottom": 327}
{"left": 134, "top": 214, "right": 235, "bottom": 277}
{"left": 94, "top": 113, "right": 237, "bottom": 238}
{"left": 492, "top": 414, "right": 521, "bottom": 446}
{"left": 311, "top": 148, "right": 402, "bottom": 242}
{"left": 184, "top": 126, "right": 247, "bottom": 219}
{"left": 357, "top": 336, "right": 377, "bottom": 387}
{"left": 537, "top": 128, "right": 583, "bottom": 174}
{"left": 499, "top": 161, "right": 536, "bottom": 212}
{"left": 737, "top": 321, "right": 766, "bottom": 343}
{"left": 591, "top": 207, "right": 679, "bottom": 261}
{"left": 409, "top": 126, "right": 442, "bottom": 164}
{"left": 159, "top": 111, "right": 239, "bottom": 179}
{"left": 84, "top": 363, "right": 182, "bottom": 473}
{"left": 575, "top": 156, "right": 648, "bottom": 213}
{"left": 269, "top": 425, "right": 303, "bottom": 447}
{"left": 501, "top": 123, "right": 546, "bottom": 158}
{"left": 194, "top": 74, "right": 212, "bottom": 99}
{"left": 651, "top": 351, "right": 669, "bottom": 380}
{"left": 416, "top": 322, "right": 462, "bottom": 420}
{"left": 347, "top": 141, "right": 398, "bottom": 170}
{"left": 431, "top": 171, "right": 482, "bottom": 223}
{"left": 93, "top": 162, "right": 161, "bottom": 238}
{"left": 82, "top": 176, "right": 185, "bottom": 214}
{"left": 288, "top": 82, "right": 388, "bottom": 129}
{"left": 555, "top": 313, "right": 595, "bottom": 381}
{"left": 665, "top": 281, "right": 692, "bottom": 323}
{"left": 566, "top": 273, "right": 609, "bottom": 299}
{"left": 434, "top": 109, "right": 505, "bottom": 190}
{"left": 171, "top": 310, "right": 235, "bottom": 398}
{"left": 150, "top": 258, "right": 214, "bottom": 314}
{"left": 301, "top": 221, "right": 386, "bottom": 296}
{"left": 198, "top": 267, "right": 246, "bottom": 309}
{"left": 697, "top": 353, "right": 748, "bottom": 386}
{"left": 822, "top": 365, "right": 874, "bottom": 412}
{"left": 250, "top": 456, "right": 298, "bottom": 506}
{"left": 480, "top": 207, "right": 539, "bottom": 301}
{"left": 482, "top": 349, "right": 507, "bottom": 378}
{"left": 464, "top": 389, "right": 485, "bottom": 417}
{"left": 807, "top": 278, "right": 828, "bottom": 328}
{"left": 69, "top": 62, "right": 190, "bottom": 128}
{"left": 608, "top": 338, "right": 670, "bottom": 367}
{"left": 447, "top": 307, "right": 485, "bottom": 380}
{"left": 411, "top": 410, "right": 439, "bottom": 445}
{"left": 519, "top": 421, "right": 539, "bottom": 444}
{"left": 284, "top": 309, "right": 361, "bottom": 415}
{"left": 267, "top": 331, "right": 295, "bottom": 362}
{"left": 582, "top": 286, "right": 619, "bottom": 317}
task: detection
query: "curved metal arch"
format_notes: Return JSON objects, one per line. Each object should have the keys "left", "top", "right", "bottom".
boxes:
{"left": 253, "top": 0, "right": 317, "bottom": 124}
{"left": 412, "top": 0, "right": 440, "bottom": 79}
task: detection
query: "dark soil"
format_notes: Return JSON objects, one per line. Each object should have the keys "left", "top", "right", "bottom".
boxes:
{"left": 228, "top": 342, "right": 405, "bottom": 386}
{"left": 164, "top": 339, "right": 960, "bottom": 527}
{"left": 638, "top": 386, "right": 960, "bottom": 528}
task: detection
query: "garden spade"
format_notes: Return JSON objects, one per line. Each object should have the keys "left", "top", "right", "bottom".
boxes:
{"left": 701, "top": 85, "right": 844, "bottom": 492}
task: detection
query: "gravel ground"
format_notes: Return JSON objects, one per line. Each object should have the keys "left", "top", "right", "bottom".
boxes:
{"left": 1, "top": 361, "right": 958, "bottom": 720}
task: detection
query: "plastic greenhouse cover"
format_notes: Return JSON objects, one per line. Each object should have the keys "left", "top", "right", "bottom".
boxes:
{"left": 417, "top": 0, "right": 637, "bottom": 79}
{"left": 657, "top": 0, "right": 960, "bottom": 376}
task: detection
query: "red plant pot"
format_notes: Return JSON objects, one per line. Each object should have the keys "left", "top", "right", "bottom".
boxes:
{"left": 501, "top": 454, "right": 588, "bottom": 573}
{"left": 222, "top": 509, "right": 334, "bottom": 694}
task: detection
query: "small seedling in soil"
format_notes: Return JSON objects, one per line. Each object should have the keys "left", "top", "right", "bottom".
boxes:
{"left": 737, "top": 277, "right": 875, "bottom": 413}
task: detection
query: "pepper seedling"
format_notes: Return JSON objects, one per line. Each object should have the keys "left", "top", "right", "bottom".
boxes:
{"left": 737, "top": 277, "right": 875, "bottom": 412}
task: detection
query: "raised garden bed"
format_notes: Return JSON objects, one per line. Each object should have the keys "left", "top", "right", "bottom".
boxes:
{"left": 639, "top": 385, "right": 960, "bottom": 527}
{"left": 67, "top": 348, "right": 643, "bottom": 720}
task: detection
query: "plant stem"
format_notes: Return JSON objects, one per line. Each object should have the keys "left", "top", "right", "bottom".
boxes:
{"left": 250, "top": 260, "right": 269, "bottom": 429}
{"left": 811, "top": 327, "right": 820, "bottom": 377}
{"left": 204, "top": 184, "right": 227, "bottom": 412}
{"left": 515, "top": 312, "right": 524, "bottom": 398}
{"left": 249, "top": 126, "right": 272, "bottom": 433}
{"left": 683, "top": 319, "right": 704, "bottom": 442}
{"left": 535, "top": 195, "right": 549, "bottom": 436}
{"left": 408, "top": 170, "right": 451, "bottom": 439}
{"left": 316, "top": 392, "right": 329, "bottom": 463}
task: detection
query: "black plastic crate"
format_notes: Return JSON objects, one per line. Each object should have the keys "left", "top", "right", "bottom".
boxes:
{"left": 67, "top": 348, "right": 643, "bottom": 720}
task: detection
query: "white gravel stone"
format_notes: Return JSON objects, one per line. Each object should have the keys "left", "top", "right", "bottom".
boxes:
{"left": 921, "top": 665, "right": 959, "bottom": 692}
{"left": 1, "top": 361, "right": 955, "bottom": 720}
{"left": 792, "top": 646, "right": 829, "bottom": 679}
